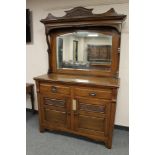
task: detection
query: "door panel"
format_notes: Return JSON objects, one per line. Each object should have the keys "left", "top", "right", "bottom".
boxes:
{"left": 40, "top": 94, "right": 71, "bottom": 130}
{"left": 44, "top": 109, "right": 67, "bottom": 127}
{"left": 74, "top": 97, "right": 111, "bottom": 137}
{"left": 79, "top": 115, "right": 105, "bottom": 131}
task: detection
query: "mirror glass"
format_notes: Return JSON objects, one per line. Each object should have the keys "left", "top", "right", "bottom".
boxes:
{"left": 56, "top": 31, "right": 112, "bottom": 70}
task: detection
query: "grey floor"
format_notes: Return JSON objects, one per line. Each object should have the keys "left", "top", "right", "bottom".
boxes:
{"left": 26, "top": 111, "right": 129, "bottom": 155}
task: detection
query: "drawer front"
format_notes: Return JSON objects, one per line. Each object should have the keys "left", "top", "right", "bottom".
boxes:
{"left": 74, "top": 87, "right": 112, "bottom": 100}
{"left": 40, "top": 83, "right": 70, "bottom": 95}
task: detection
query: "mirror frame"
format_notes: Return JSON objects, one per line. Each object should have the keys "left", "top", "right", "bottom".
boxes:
{"left": 50, "top": 28, "right": 120, "bottom": 77}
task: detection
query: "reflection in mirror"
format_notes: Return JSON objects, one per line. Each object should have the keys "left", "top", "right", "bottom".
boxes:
{"left": 57, "top": 31, "right": 112, "bottom": 70}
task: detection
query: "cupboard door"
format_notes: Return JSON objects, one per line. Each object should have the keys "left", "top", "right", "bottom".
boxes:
{"left": 40, "top": 94, "right": 71, "bottom": 130}
{"left": 74, "top": 97, "right": 111, "bottom": 138}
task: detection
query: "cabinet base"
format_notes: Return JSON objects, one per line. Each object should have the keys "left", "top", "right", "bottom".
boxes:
{"left": 41, "top": 126, "right": 111, "bottom": 148}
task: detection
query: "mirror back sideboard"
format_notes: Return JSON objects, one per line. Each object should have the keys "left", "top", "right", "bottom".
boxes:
{"left": 34, "top": 7, "right": 126, "bottom": 149}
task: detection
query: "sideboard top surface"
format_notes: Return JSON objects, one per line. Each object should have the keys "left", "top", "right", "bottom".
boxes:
{"left": 34, "top": 73, "right": 119, "bottom": 88}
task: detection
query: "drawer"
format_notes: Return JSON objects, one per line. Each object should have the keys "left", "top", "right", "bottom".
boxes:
{"left": 40, "top": 83, "right": 70, "bottom": 95}
{"left": 74, "top": 87, "right": 112, "bottom": 100}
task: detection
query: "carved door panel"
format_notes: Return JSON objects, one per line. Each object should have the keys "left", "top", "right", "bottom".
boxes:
{"left": 74, "top": 97, "right": 111, "bottom": 138}
{"left": 40, "top": 94, "right": 71, "bottom": 130}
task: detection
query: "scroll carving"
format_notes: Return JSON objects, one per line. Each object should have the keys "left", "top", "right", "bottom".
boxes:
{"left": 64, "top": 7, "right": 93, "bottom": 17}
{"left": 41, "top": 7, "right": 126, "bottom": 22}
{"left": 80, "top": 103, "right": 105, "bottom": 113}
{"left": 46, "top": 34, "right": 50, "bottom": 54}
{"left": 45, "top": 33, "right": 52, "bottom": 73}
{"left": 100, "top": 8, "right": 119, "bottom": 16}
{"left": 44, "top": 98, "right": 65, "bottom": 107}
{"left": 45, "top": 13, "right": 58, "bottom": 20}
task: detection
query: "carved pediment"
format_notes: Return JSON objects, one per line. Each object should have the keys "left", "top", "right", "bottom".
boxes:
{"left": 45, "top": 13, "right": 58, "bottom": 20}
{"left": 100, "top": 8, "right": 119, "bottom": 16}
{"left": 64, "top": 6, "right": 93, "bottom": 17}
{"left": 41, "top": 7, "right": 126, "bottom": 23}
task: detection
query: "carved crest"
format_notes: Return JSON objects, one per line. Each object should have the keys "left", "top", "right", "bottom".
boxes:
{"left": 64, "top": 6, "right": 93, "bottom": 17}
{"left": 41, "top": 6, "right": 126, "bottom": 23}
{"left": 45, "top": 13, "right": 58, "bottom": 20}
{"left": 100, "top": 8, "right": 118, "bottom": 16}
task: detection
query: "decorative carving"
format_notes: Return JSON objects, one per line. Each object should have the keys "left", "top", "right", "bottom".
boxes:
{"left": 40, "top": 7, "right": 126, "bottom": 23}
{"left": 44, "top": 98, "right": 65, "bottom": 107}
{"left": 99, "top": 8, "right": 118, "bottom": 16}
{"left": 45, "top": 33, "right": 52, "bottom": 73}
{"left": 80, "top": 103, "right": 105, "bottom": 113}
{"left": 45, "top": 13, "right": 58, "bottom": 20}
{"left": 64, "top": 6, "right": 93, "bottom": 17}
{"left": 46, "top": 34, "right": 50, "bottom": 54}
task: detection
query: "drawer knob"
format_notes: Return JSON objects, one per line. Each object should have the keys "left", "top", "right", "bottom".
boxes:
{"left": 89, "top": 92, "right": 96, "bottom": 96}
{"left": 51, "top": 86, "right": 57, "bottom": 93}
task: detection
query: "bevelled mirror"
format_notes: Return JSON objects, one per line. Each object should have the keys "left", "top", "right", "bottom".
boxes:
{"left": 56, "top": 31, "right": 112, "bottom": 71}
